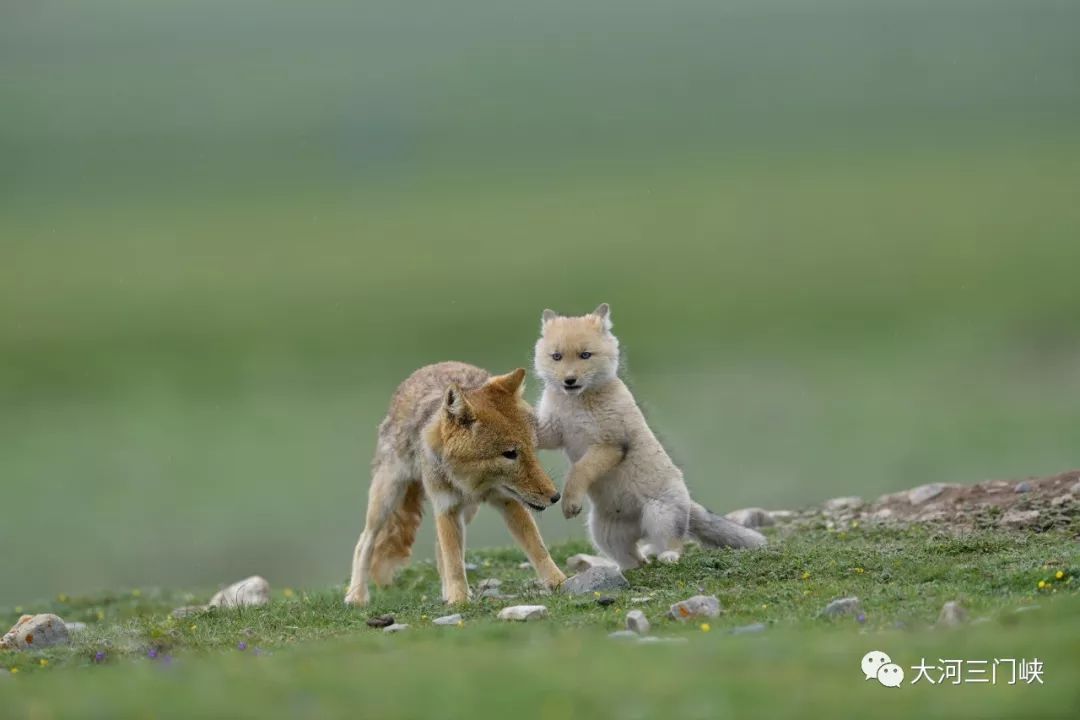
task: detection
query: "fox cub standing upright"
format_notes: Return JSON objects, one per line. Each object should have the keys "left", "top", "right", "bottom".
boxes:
{"left": 345, "top": 363, "right": 566, "bottom": 607}
{"left": 534, "top": 304, "right": 766, "bottom": 571}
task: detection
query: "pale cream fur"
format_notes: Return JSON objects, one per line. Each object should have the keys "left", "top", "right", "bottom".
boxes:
{"left": 535, "top": 304, "right": 766, "bottom": 571}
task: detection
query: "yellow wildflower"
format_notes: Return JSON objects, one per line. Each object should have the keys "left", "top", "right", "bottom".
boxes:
{"left": 1055, "top": 571, "right": 1064, "bottom": 580}
{"left": 700, "top": 623, "right": 711, "bottom": 632}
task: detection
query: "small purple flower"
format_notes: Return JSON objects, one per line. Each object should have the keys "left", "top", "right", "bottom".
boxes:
{"left": 237, "top": 641, "right": 248, "bottom": 651}
{"left": 147, "top": 648, "right": 158, "bottom": 660}
{"left": 93, "top": 651, "right": 106, "bottom": 663}
{"left": 856, "top": 612, "right": 867, "bottom": 624}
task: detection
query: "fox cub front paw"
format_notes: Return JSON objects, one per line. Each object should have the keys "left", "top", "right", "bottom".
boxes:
{"left": 562, "top": 497, "right": 583, "bottom": 519}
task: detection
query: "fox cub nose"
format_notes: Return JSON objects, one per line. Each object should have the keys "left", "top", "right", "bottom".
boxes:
{"left": 550, "top": 492, "right": 561, "bottom": 504}
{"left": 563, "top": 377, "right": 577, "bottom": 387}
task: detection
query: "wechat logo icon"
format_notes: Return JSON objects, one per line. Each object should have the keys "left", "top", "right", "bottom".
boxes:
{"left": 862, "top": 650, "right": 904, "bottom": 688}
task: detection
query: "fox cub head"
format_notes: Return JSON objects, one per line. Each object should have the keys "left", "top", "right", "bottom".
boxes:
{"left": 431, "top": 368, "right": 561, "bottom": 511}
{"left": 535, "top": 303, "right": 620, "bottom": 395}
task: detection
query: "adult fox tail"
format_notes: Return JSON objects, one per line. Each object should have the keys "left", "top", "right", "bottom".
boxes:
{"left": 689, "top": 501, "right": 768, "bottom": 549}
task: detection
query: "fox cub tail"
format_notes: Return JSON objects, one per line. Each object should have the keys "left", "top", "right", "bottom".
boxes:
{"left": 689, "top": 502, "right": 768, "bottom": 549}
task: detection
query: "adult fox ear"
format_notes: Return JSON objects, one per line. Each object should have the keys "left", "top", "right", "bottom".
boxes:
{"left": 444, "top": 383, "right": 475, "bottom": 425}
{"left": 591, "top": 303, "right": 612, "bottom": 331}
{"left": 541, "top": 309, "right": 558, "bottom": 328}
{"left": 488, "top": 368, "right": 526, "bottom": 397}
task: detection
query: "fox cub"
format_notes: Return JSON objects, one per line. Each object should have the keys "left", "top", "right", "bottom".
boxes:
{"left": 345, "top": 363, "right": 566, "bottom": 606}
{"left": 534, "top": 304, "right": 766, "bottom": 571}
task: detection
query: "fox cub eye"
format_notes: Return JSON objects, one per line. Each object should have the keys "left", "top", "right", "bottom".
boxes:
{"left": 551, "top": 352, "right": 563, "bottom": 361}
{"left": 501, "top": 450, "right": 518, "bottom": 460}
{"left": 579, "top": 351, "right": 592, "bottom": 359}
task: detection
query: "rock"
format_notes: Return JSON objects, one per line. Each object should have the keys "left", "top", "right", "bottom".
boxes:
{"left": 208, "top": 576, "right": 270, "bottom": 609}
{"left": 908, "top": 483, "right": 949, "bottom": 505}
{"left": 565, "top": 554, "right": 619, "bottom": 573}
{"left": 1071, "top": 481, "right": 1080, "bottom": 495}
{"left": 464, "top": 563, "right": 479, "bottom": 572}
{"left": 871, "top": 508, "right": 894, "bottom": 520}
{"left": 1050, "top": 494, "right": 1073, "bottom": 507}
{"left": 0, "top": 614, "right": 70, "bottom": 650}
{"left": 937, "top": 601, "right": 968, "bottom": 627}
{"left": 1014, "top": 481, "right": 1032, "bottom": 493}
{"left": 625, "top": 610, "right": 650, "bottom": 635}
{"left": 64, "top": 622, "right": 88, "bottom": 634}
{"left": 821, "top": 597, "right": 861, "bottom": 617}
{"left": 608, "top": 630, "right": 639, "bottom": 640}
{"left": 725, "top": 508, "right": 775, "bottom": 528}
{"left": 596, "top": 595, "right": 616, "bottom": 607}
{"left": 669, "top": 595, "right": 722, "bottom": 621}
{"left": 823, "top": 496, "right": 863, "bottom": 512}
{"left": 768, "top": 510, "right": 796, "bottom": 522}
{"left": 731, "top": 623, "right": 767, "bottom": 635}
{"left": 476, "top": 578, "right": 502, "bottom": 591}
{"left": 433, "top": 614, "right": 462, "bottom": 626}
{"left": 517, "top": 562, "right": 532, "bottom": 569}
{"left": 562, "top": 566, "right": 629, "bottom": 595}
{"left": 638, "top": 636, "right": 688, "bottom": 644}
{"left": 171, "top": 605, "right": 209, "bottom": 619}
{"left": 497, "top": 605, "right": 548, "bottom": 622}
{"left": 1000, "top": 509, "right": 1040, "bottom": 528}
{"left": 366, "top": 614, "right": 395, "bottom": 628}
{"left": 383, "top": 623, "right": 409, "bottom": 633}
{"left": 630, "top": 596, "right": 653, "bottom": 604}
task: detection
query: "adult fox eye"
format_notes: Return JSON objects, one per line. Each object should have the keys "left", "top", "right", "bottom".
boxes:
{"left": 502, "top": 450, "right": 518, "bottom": 460}
{"left": 579, "top": 351, "right": 592, "bottom": 359}
{"left": 551, "top": 352, "right": 562, "bottom": 361}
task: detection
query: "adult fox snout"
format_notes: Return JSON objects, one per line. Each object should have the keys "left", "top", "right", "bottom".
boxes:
{"left": 508, "top": 460, "right": 562, "bottom": 511}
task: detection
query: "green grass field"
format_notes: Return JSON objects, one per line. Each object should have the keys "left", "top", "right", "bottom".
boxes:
{"left": 2, "top": 0, "right": 1079, "bottom": 715}
{"left": 3, "top": 526, "right": 1078, "bottom": 718}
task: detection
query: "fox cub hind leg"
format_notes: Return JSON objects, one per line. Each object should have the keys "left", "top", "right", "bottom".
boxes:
{"left": 641, "top": 500, "right": 690, "bottom": 565}
{"left": 588, "top": 510, "right": 645, "bottom": 572}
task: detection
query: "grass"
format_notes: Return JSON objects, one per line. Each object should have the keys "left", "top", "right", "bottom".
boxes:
{"left": 2, "top": 525, "right": 1078, "bottom": 718}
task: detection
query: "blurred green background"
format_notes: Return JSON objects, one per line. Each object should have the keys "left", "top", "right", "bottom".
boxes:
{"left": 2, "top": 0, "right": 1078, "bottom": 605}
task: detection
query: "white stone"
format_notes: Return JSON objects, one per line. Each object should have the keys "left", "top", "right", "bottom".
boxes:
{"left": 821, "top": 597, "right": 861, "bottom": 617}
{"left": 625, "top": 610, "right": 650, "bottom": 635}
{"left": 497, "top": 605, "right": 548, "bottom": 622}
{"left": 433, "top": 614, "right": 462, "bottom": 626}
{"left": 476, "top": 578, "right": 502, "bottom": 591}
{"left": 669, "top": 595, "right": 721, "bottom": 621}
{"left": 565, "top": 553, "right": 619, "bottom": 573}
{"left": 823, "top": 496, "right": 864, "bottom": 512}
{"left": 1000, "top": 509, "right": 1040, "bottom": 528}
{"left": 937, "top": 601, "right": 968, "bottom": 627}
{"left": 562, "top": 566, "right": 629, "bottom": 595}
{"left": 383, "top": 623, "right": 409, "bottom": 633}
{"left": 208, "top": 575, "right": 270, "bottom": 609}
{"left": 0, "top": 614, "right": 70, "bottom": 650}
{"left": 908, "top": 483, "right": 950, "bottom": 505}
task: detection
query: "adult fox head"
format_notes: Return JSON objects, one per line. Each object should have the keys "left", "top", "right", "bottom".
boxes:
{"left": 535, "top": 303, "right": 620, "bottom": 395}
{"left": 430, "top": 368, "right": 561, "bottom": 510}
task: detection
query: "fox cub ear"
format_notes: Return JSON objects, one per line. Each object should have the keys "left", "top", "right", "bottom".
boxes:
{"left": 541, "top": 309, "right": 558, "bottom": 327}
{"left": 591, "top": 303, "right": 612, "bottom": 331}
{"left": 488, "top": 368, "right": 526, "bottom": 397}
{"left": 444, "top": 383, "right": 475, "bottom": 425}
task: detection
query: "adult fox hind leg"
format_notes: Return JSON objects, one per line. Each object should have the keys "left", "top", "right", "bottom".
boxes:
{"left": 345, "top": 458, "right": 411, "bottom": 607}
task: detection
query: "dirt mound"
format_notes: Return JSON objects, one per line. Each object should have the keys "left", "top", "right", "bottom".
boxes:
{"left": 784, "top": 469, "right": 1080, "bottom": 533}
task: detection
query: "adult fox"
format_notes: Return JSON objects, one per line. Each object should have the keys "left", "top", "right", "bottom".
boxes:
{"left": 345, "top": 363, "right": 566, "bottom": 606}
